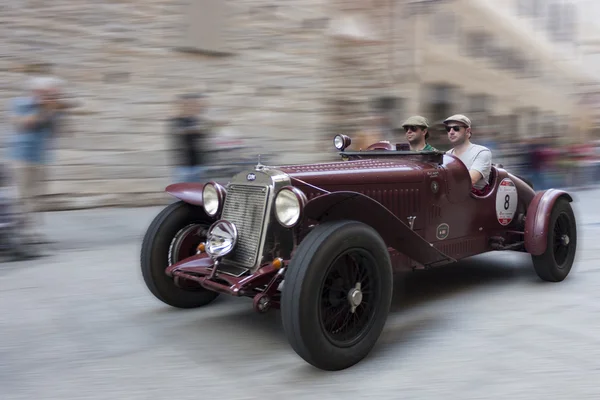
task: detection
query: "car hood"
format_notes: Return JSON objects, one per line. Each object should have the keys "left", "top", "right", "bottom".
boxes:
{"left": 277, "top": 158, "right": 427, "bottom": 188}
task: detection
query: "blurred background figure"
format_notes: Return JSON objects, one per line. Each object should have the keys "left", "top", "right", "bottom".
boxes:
{"left": 7, "top": 76, "right": 66, "bottom": 245}
{"left": 349, "top": 114, "right": 386, "bottom": 150}
{"left": 571, "top": 139, "right": 596, "bottom": 189}
{"left": 169, "top": 93, "right": 210, "bottom": 183}
{"left": 0, "top": 161, "right": 34, "bottom": 260}
{"left": 525, "top": 136, "right": 548, "bottom": 190}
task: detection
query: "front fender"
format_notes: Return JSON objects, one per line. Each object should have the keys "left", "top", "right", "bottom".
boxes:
{"left": 165, "top": 182, "right": 205, "bottom": 206}
{"left": 524, "top": 189, "right": 573, "bottom": 255}
{"left": 304, "top": 191, "right": 455, "bottom": 268}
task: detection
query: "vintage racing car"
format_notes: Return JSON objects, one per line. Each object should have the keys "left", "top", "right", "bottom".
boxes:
{"left": 140, "top": 135, "right": 577, "bottom": 371}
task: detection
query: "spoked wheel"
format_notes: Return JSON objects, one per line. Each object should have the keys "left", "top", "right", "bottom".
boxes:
{"left": 281, "top": 220, "right": 393, "bottom": 371}
{"left": 532, "top": 198, "right": 577, "bottom": 282}
{"left": 168, "top": 223, "right": 208, "bottom": 266}
{"left": 141, "top": 201, "right": 219, "bottom": 308}
{"left": 319, "top": 249, "right": 381, "bottom": 348}
{"left": 552, "top": 213, "right": 572, "bottom": 267}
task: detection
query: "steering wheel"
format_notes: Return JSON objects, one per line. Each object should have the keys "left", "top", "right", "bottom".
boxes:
{"left": 366, "top": 141, "right": 394, "bottom": 151}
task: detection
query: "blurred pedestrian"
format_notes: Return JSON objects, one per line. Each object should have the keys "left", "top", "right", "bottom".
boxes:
{"left": 7, "top": 76, "right": 68, "bottom": 244}
{"left": 169, "top": 93, "right": 210, "bottom": 183}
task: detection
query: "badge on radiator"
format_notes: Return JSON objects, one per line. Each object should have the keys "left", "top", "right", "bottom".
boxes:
{"left": 247, "top": 173, "right": 256, "bottom": 181}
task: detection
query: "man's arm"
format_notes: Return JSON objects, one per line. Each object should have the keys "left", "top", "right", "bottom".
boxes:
{"left": 469, "top": 169, "right": 483, "bottom": 186}
{"left": 469, "top": 149, "right": 492, "bottom": 186}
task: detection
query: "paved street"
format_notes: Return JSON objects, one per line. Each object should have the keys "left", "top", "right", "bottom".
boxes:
{"left": 2, "top": 190, "right": 600, "bottom": 400}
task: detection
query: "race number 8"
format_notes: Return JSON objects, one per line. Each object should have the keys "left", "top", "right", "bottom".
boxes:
{"left": 496, "top": 178, "right": 518, "bottom": 226}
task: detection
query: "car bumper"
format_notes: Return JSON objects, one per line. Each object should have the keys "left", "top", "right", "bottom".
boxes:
{"left": 165, "top": 253, "right": 284, "bottom": 298}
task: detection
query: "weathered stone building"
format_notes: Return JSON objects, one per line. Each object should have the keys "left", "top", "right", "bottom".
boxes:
{"left": 0, "top": 0, "right": 595, "bottom": 209}
{"left": 0, "top": 1, "right": 337, "bottom": 209}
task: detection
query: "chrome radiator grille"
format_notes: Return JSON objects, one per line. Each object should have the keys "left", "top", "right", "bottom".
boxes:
{"left": 221, "top": 184, "right": 270, "bottom": 268}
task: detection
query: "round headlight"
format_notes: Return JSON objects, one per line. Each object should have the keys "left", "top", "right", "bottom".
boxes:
{"left": 333, "top": 134, "right": 352, "bottom": 151}
{"left": 202, "top": 182, "right": 225, "bottom": 217}
{"left": 334, "top": 135, "right": 345, "bottom": 150}
{"left": 205, "top": 220, "right": 238, "bottom": 259}
{"left": 275, "top": 187, "right": 307, "bottom": 228}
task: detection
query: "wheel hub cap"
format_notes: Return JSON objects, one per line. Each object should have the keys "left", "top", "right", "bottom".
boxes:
{"left": 561, "top": 234, "right": 570, "bottom": 246}
{"left": 347, "top": 282, "right": 363, "bottom": 313}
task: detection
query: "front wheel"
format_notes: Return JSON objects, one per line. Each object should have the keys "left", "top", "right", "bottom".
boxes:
{"left": 531, "top": 198, "right": 577, "bottom": 282}
{"left": 281, "top": 220, "right": 393, "bottom": 371}
{"left": 140, "top": 201, "right": 219, "bottom": 308}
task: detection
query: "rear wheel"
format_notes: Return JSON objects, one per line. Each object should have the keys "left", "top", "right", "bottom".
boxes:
{"left": 141, "top": 201, "right": 219, "bottom": 308}
{"left": 531, "top": 198, "right": 577, "bottom": 282}
{"left": 281, "top": 220, "right": 393, "bottom": 371}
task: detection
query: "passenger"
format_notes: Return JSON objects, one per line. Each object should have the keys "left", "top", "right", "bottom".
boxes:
{"left": 444, "top": 114, "right": 492, "bottom": 191}
{"left": 401, "top": 116, "right": 437, "bottom": 152}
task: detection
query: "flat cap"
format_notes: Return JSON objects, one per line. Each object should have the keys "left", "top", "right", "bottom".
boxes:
{"left": 401, "top": 115, "right": 429, "bottom": 128}
{"left": 443, "top": 114, "right": 471, "bottom": 127}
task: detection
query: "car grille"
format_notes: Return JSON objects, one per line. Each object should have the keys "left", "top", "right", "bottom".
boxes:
{"left": 221, "top": 184, "right": 270, "bottom": 268}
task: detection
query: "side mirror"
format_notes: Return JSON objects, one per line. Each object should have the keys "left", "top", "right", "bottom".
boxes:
{"left": 333, "top": 134, "right": 352, "bottom": 151}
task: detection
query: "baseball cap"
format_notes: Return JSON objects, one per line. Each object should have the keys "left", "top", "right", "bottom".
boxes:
{"left": 443, "top": 114, "right": 471, "bottom": 127}
{"left": 401, "top": 115, "right": 429, "bottom": 128}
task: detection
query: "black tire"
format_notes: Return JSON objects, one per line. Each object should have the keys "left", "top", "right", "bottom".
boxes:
{"left": 140, "top": 201, "right": 219, "bottom": 308}
{"left": 531, "top": 198, "right": 577, "bottom": 282}
{"left": 281, "top": 220, "right": 393, "bottom": 371}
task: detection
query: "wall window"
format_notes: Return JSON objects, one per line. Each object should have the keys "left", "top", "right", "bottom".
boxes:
{"left": 486, "top": 43, "right": 507, "bottom": 70}
{"left": 561, "top": 3, "right": 576, "bottom": 42}
{"left": 546, "top": 2, "right": 561, "bottom": 40}
{"left": 370, "top": 96, "right": 404, "bottom": 132}
{"left": 517, "top": 0, "right": 533, "bottom": 16}
{"left": 468, "top": 94, "right": 490, "bottom": 113}
{"left": 464, "top": 31, "right": 489, "bottom": 58}
{"left": 424, "top": 84, "right": 459, "bottom": 148}
{"left": 518, "top": 0, "right": 545, "bottom": 17}
{"left": 546, "top": 1, "right": 577, "bottom": 42}
{"left": 430, "top": 11, "right": 457, "bottom": 41}
{"left": 531, "top": 0, "right": 543, "bottom": 17}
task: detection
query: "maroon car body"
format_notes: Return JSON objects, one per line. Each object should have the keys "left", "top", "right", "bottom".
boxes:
{"left": 141, "top": 136, "right": 577, "bottom": 371}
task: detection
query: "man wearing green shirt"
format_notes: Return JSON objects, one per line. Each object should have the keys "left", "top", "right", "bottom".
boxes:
{"left": 401, "top": 115, "right": 437, "bottom": 152}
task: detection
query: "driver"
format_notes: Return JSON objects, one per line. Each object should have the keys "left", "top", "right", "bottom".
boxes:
{"left": 401, "top": 115, "right": 437, "bottom": 152}
{"left": 444, "top": 114, "right": 491, "bottom": 191}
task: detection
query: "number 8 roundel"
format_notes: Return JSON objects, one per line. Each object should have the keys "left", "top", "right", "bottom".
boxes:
{"left": 496, "top": 178, "right": 518, "bottom": 226}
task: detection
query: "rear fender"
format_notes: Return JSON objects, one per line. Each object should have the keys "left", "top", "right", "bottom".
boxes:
{"left": 524, "top": 189, "right": 573, "bottom": 255}
{"left": 304, "top": 191, "right": 455, "bottom": 267}
{"left": 165, "top": 182, "right": 205, "bottom": 206}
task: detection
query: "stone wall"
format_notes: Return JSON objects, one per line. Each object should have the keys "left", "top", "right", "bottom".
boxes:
{"left": 324, "top": 0, "right": 424, "bottom": 135}
{"left": 0, "top": 0, "right": 340, "bottom": 210}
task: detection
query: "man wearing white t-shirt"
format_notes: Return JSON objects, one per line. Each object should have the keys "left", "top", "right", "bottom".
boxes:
{"left": 443, "top": 114, "right": 492, "bottom": 191}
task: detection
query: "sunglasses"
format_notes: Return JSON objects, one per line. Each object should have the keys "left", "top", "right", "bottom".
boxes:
{"left": 404, "top": 125, "right": 424, "bottom": 132}
{"left": 445, "top": 125, "right": 464, "bottom": 132}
